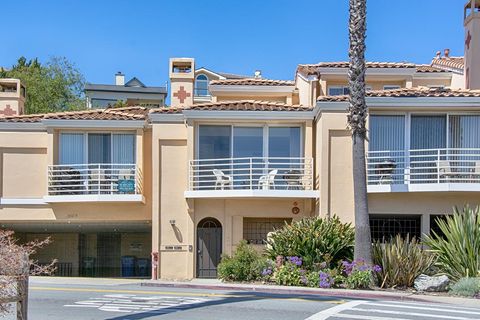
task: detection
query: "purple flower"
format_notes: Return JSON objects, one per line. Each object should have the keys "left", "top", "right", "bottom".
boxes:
{"left": 287, "top": 256, "right": 303, "bottom": 266}
{"left": 342, "top": 260, "right": 355, "bottom": 275}
{"left": 358, "top": 264, "right": 369, "bottom": 272}
{"left": 318, "top": 271, "right": 334, "bottom": 288}
{"left": 300, "top": 276, "right": 308, "bottom": 285}
{"left": 373, "top": 265, "right": 382, "bottom": 273}
{"left": 261, "top": 268, "right": 272, "bottom": 276}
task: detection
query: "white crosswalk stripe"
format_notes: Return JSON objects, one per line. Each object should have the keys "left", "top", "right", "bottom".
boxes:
{"left": 64, "top": 294, "right": 211, "bottom": 314}
{"left": 306, "top": 299, "right": 480, "bottom": 320}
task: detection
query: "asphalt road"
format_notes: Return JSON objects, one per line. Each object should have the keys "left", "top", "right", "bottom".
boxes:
{"left": 5, "top": 278, "right": 480, "bottom": 320}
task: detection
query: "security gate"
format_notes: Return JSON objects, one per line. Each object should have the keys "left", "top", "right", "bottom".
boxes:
{"left": 196, "top": 218, "right": 222, "bottom": 278}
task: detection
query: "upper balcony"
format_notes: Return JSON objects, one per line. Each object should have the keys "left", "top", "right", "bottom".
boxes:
{"left": 367, "top": 148, "right": 480, "bottom": 193}
{"left": 45, "top": 163, "right": 143, "bottom": 202}
{"left": 185, "top": 157, "right": 317, "bottom": 198}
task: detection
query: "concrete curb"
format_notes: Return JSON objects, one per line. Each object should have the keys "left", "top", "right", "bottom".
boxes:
{"left": 140, "top": 281, "right": 427, "bottom": 303}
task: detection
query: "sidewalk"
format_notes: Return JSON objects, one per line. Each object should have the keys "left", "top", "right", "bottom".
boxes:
{"left": 141, "top": 279, "right": 480, "bottom": 308}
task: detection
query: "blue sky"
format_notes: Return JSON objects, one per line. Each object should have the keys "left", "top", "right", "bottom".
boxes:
{"left": 1, "top": 0, "right": 466, "bottom": 86}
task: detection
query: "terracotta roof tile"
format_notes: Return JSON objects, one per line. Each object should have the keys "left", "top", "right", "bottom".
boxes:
{"left": 151, "top": 100, "right": 311, "bottom": 113}
{"left": 0, "top": 106, "right": 149, "bottom": 123}
{"left": 317, "top": 87, "right": 480, "bottom": 102}
{"left": 415, "top": 65, "right": 447, "bottom": 73}
{"left": 430, "top": 57, "right": 464, "bottom": 73}
{"left": 297, "top": 61, "right": 450, "bottom": 76}
{"left": 209, "top": 78, "right": 294, "bottom": 86}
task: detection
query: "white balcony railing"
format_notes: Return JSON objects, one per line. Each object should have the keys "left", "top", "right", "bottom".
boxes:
{"left": 47, "top": 164, "right": 142, "bottom": 196}
{"left": 188, "top": 157, "right": 313, "bottom": 192}
{"left": 367, "top": 148, "right": 480, "bottom": 186}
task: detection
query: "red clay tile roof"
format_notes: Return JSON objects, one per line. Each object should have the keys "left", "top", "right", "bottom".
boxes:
{"left": 415, "top": 65, "right": 447, "bottom": 73}
{"left": 151, "top": 100, "right": 311, "bottom": 114}
{"left": 297, "top": 61, "right": 448, "bottom": 76}
{"left": 0, "top": 106, "right": 149, "bottom": 123}
{"left": 430, "top": 57, "right": 464, "bottom": 73}
{"left": 316, "top": 87, "right": 480, "bottom": 102}
{"left": 209, "top": 78, "right": 294, "bottom": 86}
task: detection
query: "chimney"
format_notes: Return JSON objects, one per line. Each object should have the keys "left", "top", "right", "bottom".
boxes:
{"left": 169, "top": 58, "right": 195, "bottom": 107}
{"left": 115, "top": 72, "right": 125, "bottom": 86}
{"left": 464, "top": 0, "right": 480, "bottom": 89}
{"left": 254, "top": 70, "right": 262, "bottom": 79}
{"left": 444, "top": 48, "right": 450, "bottom": 59}
{"left": 435, "top": 51, "right": 441, "bottom": 59}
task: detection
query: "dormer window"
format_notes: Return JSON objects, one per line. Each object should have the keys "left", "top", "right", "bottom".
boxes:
{"left": 195, "top": 74, "right": 210, "bottom": 97}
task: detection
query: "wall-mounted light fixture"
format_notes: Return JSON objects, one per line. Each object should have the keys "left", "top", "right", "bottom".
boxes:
{"left": 169, "top": 220, "right": 176, "bottom": 225}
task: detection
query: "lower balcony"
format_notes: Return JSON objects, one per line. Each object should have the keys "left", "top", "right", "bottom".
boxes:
{"left": 45, "top": 164, "right": 144, "bottom": 202}
{"left": 185, "top": 157, "right": 318, "bottom": 198}
{"left": 367, "top": 148, "right": 480, "bottom": 193}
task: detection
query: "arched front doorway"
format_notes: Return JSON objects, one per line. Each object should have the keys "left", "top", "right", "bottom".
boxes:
{"left": 196, "top": 218, "right": 222, "bottom": 278}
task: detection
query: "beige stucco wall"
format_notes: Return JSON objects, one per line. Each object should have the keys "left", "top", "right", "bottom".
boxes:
{"left": 215, "top": 95, "right": 288, "bottom": 103}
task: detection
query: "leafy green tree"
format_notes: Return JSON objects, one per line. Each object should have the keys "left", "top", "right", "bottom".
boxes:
{"left": 0, "top": 56, "right": 85, "bottom": 114}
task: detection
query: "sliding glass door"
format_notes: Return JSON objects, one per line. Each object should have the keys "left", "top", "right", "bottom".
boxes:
{"left": 369, "top": 115, "right": 405, "bottom": 184}
{"left": 197, "top": 125, "right": 303, "bottom": 190}
{"left": 410, "top": 115, "right": 446, "bottom": 183}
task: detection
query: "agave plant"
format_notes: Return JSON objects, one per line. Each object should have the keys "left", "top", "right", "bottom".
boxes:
{"left": 265, "top": 216, "right": 354, "bottom": 269}
{"left": 424, "top": 206, "right": 480, "bottom": 281}
{"left": 373, "top": 235, "right": 435, "bottom": 288}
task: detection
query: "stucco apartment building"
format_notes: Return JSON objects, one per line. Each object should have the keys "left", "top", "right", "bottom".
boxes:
{"left": 0, "top": 0, "right": 479, "bottom": 280}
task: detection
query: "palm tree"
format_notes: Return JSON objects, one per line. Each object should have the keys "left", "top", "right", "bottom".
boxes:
{"left": 348, "top": 0, "right": 372, "bottom": 264}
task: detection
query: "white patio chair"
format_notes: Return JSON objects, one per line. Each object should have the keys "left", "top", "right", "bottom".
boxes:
{"left": 258, "top": 169, "right": 278, "bottom": 190}
{"left": 471, "top": 161, "right": 480, "bottom": 182}
{"left": 437, "top": 160, "right": 456, "bottom": 182}
{"left": 213, "top": 169, "right": 232, "bottom": 190}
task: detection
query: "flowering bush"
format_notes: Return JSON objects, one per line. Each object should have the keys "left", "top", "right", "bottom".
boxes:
{"left": 341, "top": 259, "right": 382, "bottom": 289}
{"left": 275, "top": 260, "right": 306, "bottom": 286}
{"left": 218, "top": 240, "right": 270, "bottom": 282}
{"left": 266, "top": 217, "right": 354, "bottom": 270}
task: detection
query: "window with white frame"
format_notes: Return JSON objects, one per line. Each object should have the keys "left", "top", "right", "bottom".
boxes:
{"left": 328, "top": 85, "right": 371, "bottom": 95}
{"left": 198, "top": 125, "right": 302, "bottom": 159}
{"left": 383, "top": 85, "right": 401, "bottom": 90}
{"left": 194, "top": 74, "right": 209, "bottom": 96}
{"left": 328, "top": 86, "right": 349, "bottom": 96}
{"left": 59, "top": 132, "right": 136, "bottom": 165}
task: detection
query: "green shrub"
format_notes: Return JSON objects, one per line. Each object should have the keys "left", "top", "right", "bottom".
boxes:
{"left": 344, "top": 270, "right": 372, "bottom": 289}
{"left": 266, "top": 216, "right": 354, "bottom": 269}
{"left": 274, "top": 262, "right": 305, "bottom": 286}
{"left": 424, "top": 206, "right": 480, "bottom": 281}
{"left": 450, "top": 277, "right": 480, "bottom": 297}
{"left": 373, "top": 235, "right": 436, "bottom": 288}
{"left": 217, "top": 240, "right": 269, "bottom": 282}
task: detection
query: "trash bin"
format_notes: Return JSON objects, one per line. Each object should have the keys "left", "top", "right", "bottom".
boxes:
{"left": 136, "top": 258, "right": 150, "bottom": 277}
{"left": 121, "top": 256, "right": 136, "bottom": 277}
{"left": 82, "top": 257, "right": 96, "bottom": 277}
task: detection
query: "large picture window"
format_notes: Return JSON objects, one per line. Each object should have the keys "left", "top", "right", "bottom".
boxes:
{"left": 198, "top": 125, "right": 302, "bottom": 159}
{"left": 59, "top": 132, "right": 136, "bottom": 165}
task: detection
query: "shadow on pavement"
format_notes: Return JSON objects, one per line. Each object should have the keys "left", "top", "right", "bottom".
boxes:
{"left": 105, "top": 291, "right": 346, "bottom": 320}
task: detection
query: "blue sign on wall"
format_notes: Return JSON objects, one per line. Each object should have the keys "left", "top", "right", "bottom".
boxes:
{"left": 118, "top": 179, "right": 135, "bottom": 193}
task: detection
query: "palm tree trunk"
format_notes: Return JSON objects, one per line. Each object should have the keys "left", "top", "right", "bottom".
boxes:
{"left": 348, "top": 0, "right": 372, "bottom": 264}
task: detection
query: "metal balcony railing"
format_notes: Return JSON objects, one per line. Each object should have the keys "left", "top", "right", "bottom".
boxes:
{"left": 366, "top": 148, "right": 480, "bottom": 185}
{"left": 189, "top": 157, "right": 313, "bottom": 191}
{"left": 47, "top": 164, "right": 142, "bottom": 196}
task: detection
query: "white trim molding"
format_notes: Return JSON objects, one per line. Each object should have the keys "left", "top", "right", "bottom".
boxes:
{"left": 368, "top": 183, "right": 480, "bottom": 193}
{"left": 149, "top": 113, "right": 185, "bottom": 123}
{"left": 41, "top": 119, "right": 147, "bottom": 129}
{"left": 182, "top": 110, "right": 315, "bottom": 120}
{"left": 43, "top": 194, "right": 145, "bottom": 203}
{"left": 0, "top": 198, "right": 48, "bottom": 205}
{"left": 184, "top": 190, "right": 319, "bottom": 199}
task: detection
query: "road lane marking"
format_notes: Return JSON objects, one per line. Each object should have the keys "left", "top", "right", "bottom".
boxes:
{"left": 326, "top": 314, "right": 412, "bottom": 320}
{"left": 350, "top": 307, "right": 472, "bottom": 320}
{"left": 365, "top": 302, "right": 480, "bottom": 315}
{"left": 305, "top": 300, "right": 366, "bottom": 320}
